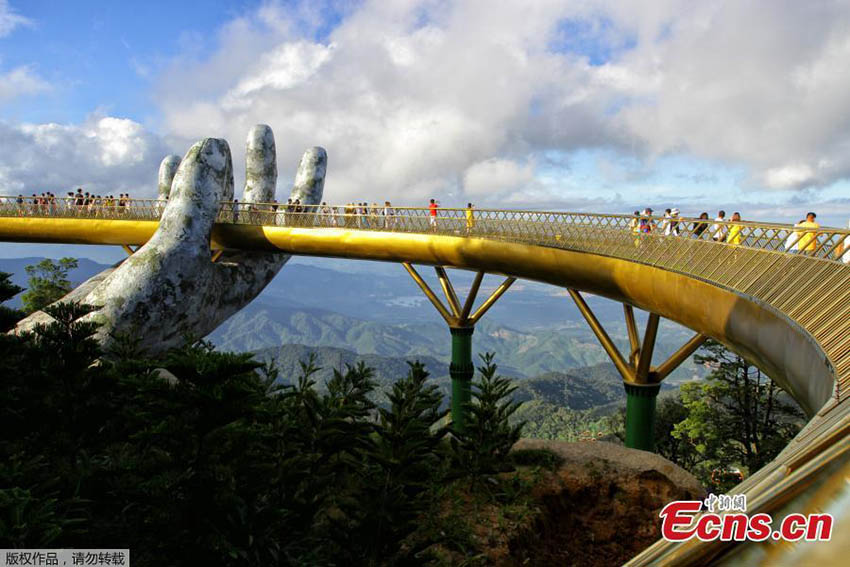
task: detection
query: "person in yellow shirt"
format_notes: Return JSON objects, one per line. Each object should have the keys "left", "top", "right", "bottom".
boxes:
{"left": 465, "top": 202, "right": 475, "bottom": 233}
{"left": 727, "top": 212, "right": 744, "bottom": 246}
{"left": 795, "top": 212, "right": 820, "bottom": 254}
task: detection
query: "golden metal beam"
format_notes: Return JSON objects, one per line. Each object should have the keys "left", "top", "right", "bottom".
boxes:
{"left": 651, "top": 332, "right": 707, "bottom": 382}
{"left": 121, "top": 244, "right": 135, "bottom": 256}
{"left": 434, "top": 266, "right": 462, "bottom": 318}
{"left": 568, "top": 289, "right": 633, "bottom": 382}
{"left": 0, "top": 218, "right": 837, "bottom": 416}
{"left": 623, "top": 304, "right": 641, "bottom": 365}
{"left": 468, "top": 276, "right": 516, "bottom": 325}
{"left": 459, "top": 270, "right": 485, "bottom": 322}
{"left": 402, "top": 262, "right": 455, "bottom": 325}
{"left": 635, "top": 313, "right": 660, "bottom": 383}
{"left": 211, "top": 249, "right": 224, "bottom": 263}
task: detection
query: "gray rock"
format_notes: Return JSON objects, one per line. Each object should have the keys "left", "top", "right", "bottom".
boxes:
{"left": 157, "top": 155, "right": 181, "bottom": 199}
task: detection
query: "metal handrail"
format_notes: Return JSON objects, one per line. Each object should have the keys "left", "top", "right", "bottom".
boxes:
{"left": 1, "top": 196, "right": 847, "bottom": 263}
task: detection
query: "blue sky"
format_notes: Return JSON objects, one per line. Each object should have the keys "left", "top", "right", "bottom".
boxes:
{"left": 0, "top": 0, "right": 258, "bottom": 124}
{"left": 1, "top": 0, "right": 850, "bottom": 263}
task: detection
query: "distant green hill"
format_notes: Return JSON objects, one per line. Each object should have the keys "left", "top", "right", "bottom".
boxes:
{"left": 217, "top": 302, "right": 702, "bottom": 382}
{"left": 0, "top": 257, "right": 703, "bottom": 384}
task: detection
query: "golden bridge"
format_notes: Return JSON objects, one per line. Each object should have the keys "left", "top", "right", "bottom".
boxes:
{"left": 1, "top": 197, "right": 849, "bottom": 565}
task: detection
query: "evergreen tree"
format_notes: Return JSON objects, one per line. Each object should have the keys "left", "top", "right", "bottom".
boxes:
{"left": 452, "top": 353, "right": 525, "bottom": 479}
{"left": 673, "top": 340, "right": 804, "bottom": 489}
{"left": 21, "top": 258, "right": 79, "bottom": 313}
{"left": 0, "top": 271, "right": 23, "bottom": 331}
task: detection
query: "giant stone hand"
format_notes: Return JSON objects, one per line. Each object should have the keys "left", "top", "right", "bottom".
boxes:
{"left": 14, "top": 125, "right": 326, "bottom": 354}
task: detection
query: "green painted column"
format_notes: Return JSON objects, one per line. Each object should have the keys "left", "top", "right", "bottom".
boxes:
{"left": 449, "top": 326, "right": 475, "bottom": 433}
{"left": 623, "top": 381, "right": 661, "bottom": 451}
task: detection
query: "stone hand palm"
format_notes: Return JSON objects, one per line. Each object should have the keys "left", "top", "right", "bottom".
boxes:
{"left": 16, "top": 125, "right": 326, "bottom": 354}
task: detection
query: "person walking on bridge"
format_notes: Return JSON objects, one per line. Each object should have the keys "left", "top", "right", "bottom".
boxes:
{"left": 693, "top": 212, "right": 710, "bottom": 238}
{"left": 429, "top": 198, "right": 438, "bottom": 231}
{"left": 384, "top": 201, "right": 395, "bottom": 229}
{"left": 639, "top": 208, "right": 654, "bottom": 233}
{"left": 629, "top": 211, "right": 640, "bottom": 233}
{"left": 727, "top": 212, "right": 743, "bottom": 246}
{"left": 711, "top": 210, "right": 727, "bottom": 242}
{"left": 660, "top": 208, "right": 672, "bottom": 234}
{"left": 465, "top": 203, "right": 475, "bottom": 234}
{"left": 666, "top": 208, "right": 681, "bottom": 236}
{"left": 796, "top": 212, "right": 820, "bottom": 255}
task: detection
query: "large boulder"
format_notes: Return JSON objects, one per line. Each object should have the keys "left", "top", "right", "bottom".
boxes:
{"left": 509, "top": 439, "right": 705, "bottom": 566}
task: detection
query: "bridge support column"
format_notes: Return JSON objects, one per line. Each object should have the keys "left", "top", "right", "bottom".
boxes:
{"left": 568, "top": 289, "right": 707, "bottom": 452}
{"left": 624, "top": 382, "right": 661, "bottom": 451}
{"left": 450, "top": 326, "right": 475, "bottom": 433}
{"left": 403, "top": 263, "right": 515, "bottom": 433}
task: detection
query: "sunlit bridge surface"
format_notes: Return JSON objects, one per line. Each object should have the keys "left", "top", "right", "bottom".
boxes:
{"left": 2, "top": 196, "right": 850, "bottom": 565}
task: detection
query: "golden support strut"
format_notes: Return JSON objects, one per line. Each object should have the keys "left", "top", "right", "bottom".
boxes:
{"left": 402, "top": 263, "right": 516, "bottom": 434}
{"left": 435, "top": 266, "right": 462, "bottom": 318}
{"left": 402, "top": 262, "right": 455, "bottom": 323}
{"left": 568, "top": 289, "right": 707, "bottom": 384}
{"left": 402, "top": 263, "right": 515, "bottom": 328}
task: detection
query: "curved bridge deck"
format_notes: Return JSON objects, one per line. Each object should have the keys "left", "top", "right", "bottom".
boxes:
{"left": 1, "top": 197, "right": 849, "bottom": 564}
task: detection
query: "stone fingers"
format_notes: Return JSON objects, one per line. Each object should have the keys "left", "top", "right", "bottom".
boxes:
{"left": 242, "top": 124, "right": 277, "bottom": 204}
{"left": 291, "top": 147, "right": 327, "bottom": 206}
{"left": 157, "top": 155, "right": 181, "bottom": 199}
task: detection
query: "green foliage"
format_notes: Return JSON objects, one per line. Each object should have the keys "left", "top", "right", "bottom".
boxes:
{"left": 20, "top": 258, "right": 79, "bottom": 313}
{"left": 0, "top": 271, "right": 24, "bottom": 331}
{"left": 0, "top": 306, "right": 526, "bottom": 566}
{"left": 452, "top": 353, "right": 525, "bottom": 479}
{"left": 516, "top": 400, "right": 617, "bottom": 441}
{"left": 670, "top": 340, "right": 804, "bottom": 490}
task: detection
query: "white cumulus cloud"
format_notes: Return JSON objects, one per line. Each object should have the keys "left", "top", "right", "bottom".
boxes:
{"left": 0, "top": 65, "right": 50, "bottom": 102}
{"left": 464, "top": 158, "right": 535, "bottom": 197}
{"left": 0, "top": 0, "right": 30, "bottom": 37}
{"left": 0, "top": 115, "right": 171, "bottom": 196}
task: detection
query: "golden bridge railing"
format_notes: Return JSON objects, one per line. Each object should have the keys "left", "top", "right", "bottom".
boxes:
{"left": 2, "top": 195, "right": 849, "bottom": 402}
{"left": 2, "top": 196, "right": 848, "bottom": 264}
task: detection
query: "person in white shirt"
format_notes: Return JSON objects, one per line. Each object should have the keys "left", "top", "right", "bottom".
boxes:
{"left": 711, "top": 210, "right": 727, "bottom": 242}
{"left": 383, "top": 201, "right": 395, "bottom": 229}
{"left": 785, "top": 219, "right": 804, "bottom": 252}
{"left": 660, "top": 208, "right": 672, "bottom": 235}
{"left": 841, "top": 219, "right": 850, "bottom": 264}
{"left": 666, "top": 208, "right": 681, "bottom": 236}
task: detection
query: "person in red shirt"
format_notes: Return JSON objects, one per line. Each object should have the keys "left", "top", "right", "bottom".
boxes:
{"left": 429, "top": 198, "right": 438, "bottom": 231}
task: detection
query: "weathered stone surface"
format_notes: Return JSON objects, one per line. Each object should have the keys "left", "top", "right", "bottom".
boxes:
{"left": 14, "top": 126, "right": 327, "bottom": 355}
{"left": 510, "top": 439, "right": 705, "bottom": 566}
{"left": 157, "top": 155, "right": 181, "bottom": 199}
{"left": 242, "top": 124, "right": 277, "bottom": 203}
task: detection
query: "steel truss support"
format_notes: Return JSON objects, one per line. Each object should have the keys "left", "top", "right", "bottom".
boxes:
{"left": 403, "top": 263, "right": 515, "bottom": 432}
{"left": 568, "top": 289, "right": 707, "bottom": 451}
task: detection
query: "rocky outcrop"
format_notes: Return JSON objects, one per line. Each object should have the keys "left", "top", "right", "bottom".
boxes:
{"left": 509, "top": 439, "right": 705, "bottom": 566}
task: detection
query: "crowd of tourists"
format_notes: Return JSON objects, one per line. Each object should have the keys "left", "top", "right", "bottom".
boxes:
{"left": 627, "top": 207, "right": 850, "bottom": 262}
{"left": 11, "top": 188, "right": 139, "bottom": 217}
{"left": 3, "top": 190, "right": 849, "bottom": 263}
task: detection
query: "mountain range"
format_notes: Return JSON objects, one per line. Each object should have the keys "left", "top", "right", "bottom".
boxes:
{"left": 0, "top": 255, "right": 704, "bottom": 383}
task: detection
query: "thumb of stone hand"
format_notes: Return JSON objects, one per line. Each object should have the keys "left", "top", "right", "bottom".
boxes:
{"left": 16, "top": 125, "right": 326, "bottom": 355}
